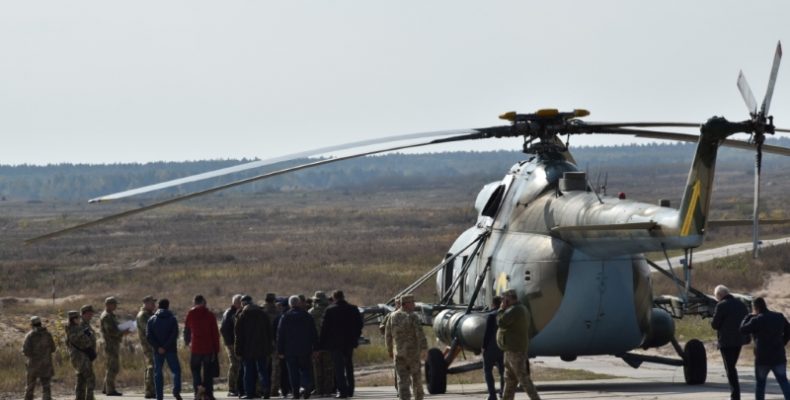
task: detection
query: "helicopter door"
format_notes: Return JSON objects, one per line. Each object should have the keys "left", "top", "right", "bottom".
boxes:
{"left": 454, "top": 255, "right": 468, "bottom": 304}
{"left": 442, "top": 253, "right": 454, "bottom": 304}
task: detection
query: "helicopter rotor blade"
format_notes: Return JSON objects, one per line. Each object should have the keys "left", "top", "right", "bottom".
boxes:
{"left": 26, "top": 132, "right": 495, "bottom": 244}
{"left": 88, "top": 128, "right": 495, "bottom": 203}
{"left": 760, "top": 41, "right": 783, "bottom": 117}
{"left": 737, "top": 71, "right": 759, "bottom": 116}
{"left": 597, "top": 128, "right": 790, "bottom": 156}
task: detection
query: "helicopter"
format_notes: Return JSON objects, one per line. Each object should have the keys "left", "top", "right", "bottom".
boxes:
{"left": 27, "top": 42, "right": 790, "bottom": 393}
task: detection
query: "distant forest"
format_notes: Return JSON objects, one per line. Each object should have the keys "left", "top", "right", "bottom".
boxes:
{"left": 2, "top": 138, "right": 789, "bottom": 202}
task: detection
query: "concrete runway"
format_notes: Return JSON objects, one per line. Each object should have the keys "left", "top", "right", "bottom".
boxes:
{"left": 48, "top": 355, "right": 790, "bottom": 399}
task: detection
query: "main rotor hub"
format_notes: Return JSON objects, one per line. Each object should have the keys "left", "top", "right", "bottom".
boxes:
{"left": 496, "top": 108, "right": 590, "bottom": 154}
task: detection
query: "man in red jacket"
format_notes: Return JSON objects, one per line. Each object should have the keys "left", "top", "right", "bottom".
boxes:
{"left": 185, "top": 295, "right": 220, "bottom": 400}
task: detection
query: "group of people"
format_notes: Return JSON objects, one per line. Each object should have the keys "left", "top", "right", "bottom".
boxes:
{"left": 21, "top": 290, "right": 364, "bottom": 400}
{"left": 712, "top": 284, "right": 790, "bottom": 400}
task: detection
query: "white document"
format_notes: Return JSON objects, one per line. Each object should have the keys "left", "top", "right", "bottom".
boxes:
{"left": 118, "top": 320, "right": 136, "bottom": 332}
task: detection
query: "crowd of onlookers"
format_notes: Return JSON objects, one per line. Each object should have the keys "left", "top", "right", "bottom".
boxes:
{"left": 21, "top": 290, "right": 363, "bottom": 400}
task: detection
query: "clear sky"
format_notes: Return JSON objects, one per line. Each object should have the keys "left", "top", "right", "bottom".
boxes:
{"left": 1, "top": 1, "right": 789, "bottom": 165}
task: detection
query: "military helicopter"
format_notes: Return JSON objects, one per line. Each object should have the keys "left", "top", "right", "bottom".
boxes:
{"left": 28, "top": 42, "right": 790, "bottom": 393}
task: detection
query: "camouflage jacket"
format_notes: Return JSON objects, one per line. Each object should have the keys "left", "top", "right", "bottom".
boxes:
{"left": 100, "top": 310, "right": 123, "bottom": 350}
{"left": 67, "top": 320, "right": 97, "bottom": 365}
{"left": 22, "top": 326, "right": 56, "bottom": 376}
{"left": 136, "top": 307, "right": 153, "bottom": 354}
{"left": 262, "top": 303, "right": 279, "bottom": 327}
{"left": 308, "top": 303, "right": 328, "bottom": 336}
{"left": 385, "top": 309, "right": 427, "bottom": 359}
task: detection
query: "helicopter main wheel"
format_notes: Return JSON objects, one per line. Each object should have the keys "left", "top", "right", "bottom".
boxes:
{"left": 683, "top": 339, "right": 707, "bottom": 385}
{"left": 425, "top": 348, "right": 447, "bottom": 394}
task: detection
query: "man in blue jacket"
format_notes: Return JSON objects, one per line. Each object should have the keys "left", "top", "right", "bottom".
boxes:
{"left": 711, "top": 285, "right": 749, "bottom": 400}
{"left": 278, "top": 296, "right": 317, "bottom": 399}
{"left": 740, "top": 297, "right": 790, "bottom": 400}
{"left": 147, "top": 298, "right": 183, "bottom": 400}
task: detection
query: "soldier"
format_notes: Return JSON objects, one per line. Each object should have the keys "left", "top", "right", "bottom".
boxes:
{"left": 309, "top": 291, "right": 334, "bottom": 397}
{"left": 497, "top": 289, "right": 540, "bottom": 400}
{"left": 22, "top": 316, "right": 56, "bottom": 400}
{"left": 100, "top": 296, "right": 125, "bottom": 396}
{"left": 221, "top": 294, "right": 243, "bottom": 397}
{"left": 385, "top": 294, "right": 427, "bottom": 400}
{"left": 137, "top": 296, "right": 158, "bottom": 399}
{"left": 262, "top": 293, "right": 281, "bottom": 397}
{"left": 379, "top": 298, "right": 400, "bottom": 335}
{"left": 68, "top": 306, "right": 98, "bottom": 400}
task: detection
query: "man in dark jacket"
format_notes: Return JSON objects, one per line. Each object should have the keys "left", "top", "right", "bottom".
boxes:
{"left": 184, "top": 295, "right": 221, "bottom": 400}
{"left": 319, "top": 290, "right": 363, "bottom": 399}
{"left": 278, "top": 295, "right": 318, "bottom": 399}
{"left": 221, "top": 294, "right": 243, "bottom": 397}
{"left": 273, "top": 299, "right": 292, "bottom": 398}
{"left": 482, "top": 296, "right": 504, "bottom": 400}
{"left": 146, "top": 299, "right": 182, "bottom": 400}
{"left": 740, "top": 297, "right": 790, "bottom": 400}
{"left": 711, "top": 284, "right": 749, "bottom": 400}
{"left": 235, "top": 295, "right": 273, "bottom": 399}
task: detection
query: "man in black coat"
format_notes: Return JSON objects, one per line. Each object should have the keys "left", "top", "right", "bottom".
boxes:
{"left": 278, "top": 295, "right": 318, "bottom": 399}
{"left": 482, "top": 296, "right": 504, "bottom": 400}
{"left": 320, "top": 290, "right": 363, "bottom": 399}
{"left": 740, "top": 297, "right": 790, "bottom": 400}
{"left": 711, "top": 285, "right": 749, "bottom": 400}
{"left": 235, "top": 295, "right": 273, "bottom": 400}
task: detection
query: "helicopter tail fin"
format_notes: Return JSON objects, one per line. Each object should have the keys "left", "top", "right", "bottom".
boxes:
{"left": 676, "top": 124, "right": 730, "bottom": 238}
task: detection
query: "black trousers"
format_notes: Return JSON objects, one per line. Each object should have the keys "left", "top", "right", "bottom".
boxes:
{"left": 190, "top": 353, "right": 214, "bottom": 395}
{"left": 483, "top": 352, "right": 504, "bottom": 400}
{"left": 332, "top": 348, "right": 355, "bottom": 397}
{"left": 721, "top": 346, "right": 742, "bottom": 400}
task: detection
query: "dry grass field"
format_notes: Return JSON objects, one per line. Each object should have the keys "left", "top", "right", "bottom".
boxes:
{"left": 0, "top": 163, "right": 788, "bottom": 397}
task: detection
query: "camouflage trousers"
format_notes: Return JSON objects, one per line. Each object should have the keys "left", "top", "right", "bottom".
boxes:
{"left": 270, "top": 352, "right": 280, "bottom": 396}
{"left": 104, "top": 347, "right": 120, "bottom": 393}
{"left": 313, "top": 350, "right": 334, "bottom": 395}
{"left": 142, "top": 347, "right": 155, "bottom": 397}
{"left": 25, "top": 370, "right": 52, "bottom": 400}
{"left": 503, "top": 351, "right": 540, "bottom": 400}
{"left": 394, "top": 356, "right": 423, "bottom": 400}
{"left": 226, "top": 345, "right": 240, "bottom": 394}
{"left": 74, "top": 361, "right": 96, "bottom": 400}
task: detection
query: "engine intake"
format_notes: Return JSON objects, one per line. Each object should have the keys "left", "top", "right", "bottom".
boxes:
{"left": 433, "top": 309, "right": 489, "bottom": 353}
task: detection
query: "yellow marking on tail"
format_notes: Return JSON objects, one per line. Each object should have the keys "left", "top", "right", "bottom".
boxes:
{"left": 681, "top": 180, "right": 702, "bottom": 236}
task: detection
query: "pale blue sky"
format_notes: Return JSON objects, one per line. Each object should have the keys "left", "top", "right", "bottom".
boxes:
{"left": 1, "top": 1, "right": 789, "bottom": 165}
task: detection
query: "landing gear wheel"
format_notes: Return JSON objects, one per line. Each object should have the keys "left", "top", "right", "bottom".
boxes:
{"left": 425, "top": 348, "right": 447, "bottom": 394}
{"left": 683, "top": 339, "right": 707, "bottom": 385}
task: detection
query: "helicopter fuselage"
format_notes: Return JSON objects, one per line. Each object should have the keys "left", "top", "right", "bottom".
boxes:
{"left": 435, "top": 152, "right": 700, "bottom": 356}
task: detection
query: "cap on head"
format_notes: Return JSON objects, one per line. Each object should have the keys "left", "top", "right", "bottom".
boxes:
{"left": 158, "top": 299, "right": 170, "bottom": 309}
{"left": 265, "top": 293, "right": 276, "bottom": 302}
{"left": 503, "top": 289, "right": 518, "bottom": 300}
{"left": 142, "top": 295, "right": 157, "bottom": 304}
{"left": 30, "top": 316, "right": 41, "bottom": 325}
{"left": 241, "top": 295, "right": 253, "bottom": 305}
{"left": 80, "top": 304, "right": 95, "bottom": 314}
{"left": 400, "top": 294, "right": 415, "bottom": 304}
{"left": 312, "top": 291, "right": 328, "bottom": 304}
{"left": 104, "top": 296, "right": 118, "bottom": 305}
{"left": 67, "top": 310, "right": 80, "bottom": 319}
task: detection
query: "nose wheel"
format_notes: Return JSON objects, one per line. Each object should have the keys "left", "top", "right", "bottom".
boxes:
{"left": 425, "top": 348, "right": 447, "bottom": 394}
{"left": 683, "top": 339, "right": 707, "bottom": 384}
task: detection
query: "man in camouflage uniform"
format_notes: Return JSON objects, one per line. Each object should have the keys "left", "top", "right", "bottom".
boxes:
{"left": 22, "top": 316, "right": 56, "bottom": 400}
{"left": 100, "top": 296, "right": 125, "bottom": 396}
{"left": 137, "top": 295, "right": 157, "bottom": 399}
{"left": 497, "top": 289, "right": 540, "bottom": 400}
{"left": 309, "top": 291, "right": 333, "bottom": 396}
{"left": 261, "top": 293, "right": 281, "bottom": 397}
{"left": 68, "top": 306, "right": 98, "bottom": 400}
{"left": 385, "top": 294, "right": 427, "bottom": 400}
